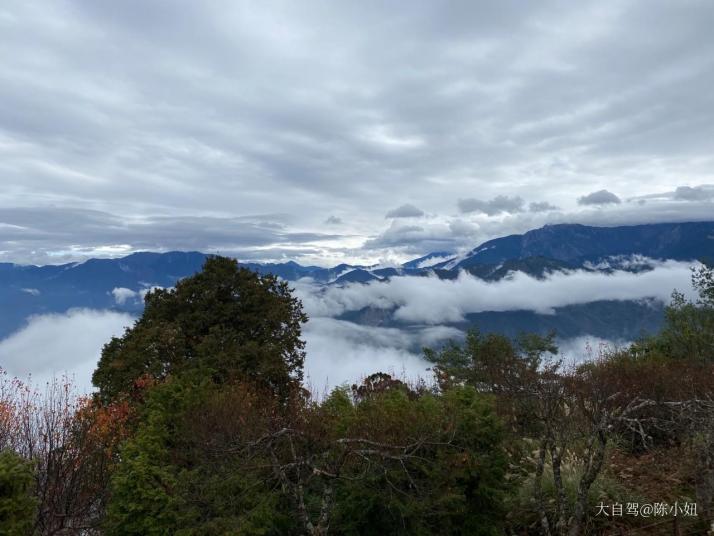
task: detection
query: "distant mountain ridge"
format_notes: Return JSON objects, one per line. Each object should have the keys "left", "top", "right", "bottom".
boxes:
{"left": 0, "top": 221, "right": 711, "bottom": 341}
{"left": 446, "top": 221, "right": 714, "bottom": 268}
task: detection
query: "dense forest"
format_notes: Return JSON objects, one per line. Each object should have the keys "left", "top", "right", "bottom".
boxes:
{"left": 2, "top": 256, "right": 714, "bottom": 535}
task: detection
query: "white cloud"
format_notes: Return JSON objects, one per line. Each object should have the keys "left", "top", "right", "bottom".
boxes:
{"left": 0, "top": 260, "right": 694, "bottom": 397}
{"left": 415, "top": 254, "right": 455, "bottom": 269}
{"left": 556, "top": 335, "right": 632, "bottom": 366}
{"left": 295, "top": 260, "right": 697, "bottom": 324}
{"left": 20, "top": 288, "right": 40, "bottom": 296}
{"left": 111, "top": 285, "right": 164, "bottom": 305}
{"left": 0, "top": 257, "right": 700, "bottom": 397}
{"left": 0, "top": 309, "right": 133, "bottom": 392}
{"left": 140, "top": 286, "right": 164, "bottom": 300}
{"left": 0, "top": 306, "right": 449, "bottom": 396}
{"left": 291, "top": 261, "right": 696, "bottom": 391}
{"left": 302, "top": 317, "right": 455, "bottom": 393}
{"left": 112, "top": 287, "right": 139, "bottom": 305}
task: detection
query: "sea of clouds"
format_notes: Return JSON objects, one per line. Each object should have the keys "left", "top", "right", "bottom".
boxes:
{"left": 0, "top": 309, "right": 133, "bottom": 391}
{"left": 0, "top": 260, "right": 699, "bottom": 393}
{"left": 294, "top": 260, "right": 697, "bottom": 322}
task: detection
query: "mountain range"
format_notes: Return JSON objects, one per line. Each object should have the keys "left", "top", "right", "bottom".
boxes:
{"left": 1, "top": 221, "right": 712, "bottom": 342}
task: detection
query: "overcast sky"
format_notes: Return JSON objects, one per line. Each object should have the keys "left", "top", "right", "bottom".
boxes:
{"left": 2, "top": 0, "right": 714, "bottom": 265}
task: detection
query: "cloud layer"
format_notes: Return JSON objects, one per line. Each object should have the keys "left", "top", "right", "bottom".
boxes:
{"left": 1, "top": 1, "right": 714, "bottom": 263}
{"left": 0, "top": 309, "right": 133, "bottom": 391}
{"left": 302, "top": 318, "right": 457, "bottom": 392}
{"left": 0, "top": 259, "right": 698, "bottom": 392}
{"left": 296, "top": 260, "right": 697, "bottom": 324}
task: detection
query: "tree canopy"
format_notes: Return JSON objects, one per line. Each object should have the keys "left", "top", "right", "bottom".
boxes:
{"left": 93, "top": 256, "right": 308, "bottom": 402}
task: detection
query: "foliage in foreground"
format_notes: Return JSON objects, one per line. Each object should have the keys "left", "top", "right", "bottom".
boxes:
{"left": 103, "top": 376, "right": 510, "bottom": 535}
{"left": 0, "top": 449, "right": 36, "bottom": 535}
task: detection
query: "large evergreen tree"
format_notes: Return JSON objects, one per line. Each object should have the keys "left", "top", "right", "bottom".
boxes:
{"left": 93, "top": 256, "right": 308, "bottom": 402}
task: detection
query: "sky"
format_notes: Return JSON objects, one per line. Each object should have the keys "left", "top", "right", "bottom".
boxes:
{"left": 2, "top": 0, "right": 714, "bottom": 266}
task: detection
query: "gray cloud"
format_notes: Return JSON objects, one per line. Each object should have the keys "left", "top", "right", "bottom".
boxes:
{"left": 674, "top": 185, "right": 714, "bottom": 201}
{"left": 627, "top": 184, "right": 714, "bottom": 204}
{"left": 363, "top": 219, "right": 477, "bottom": 254}
{"left": 0, "top": 207, "right": 342, "bottom": 264}
{"left": 325, "top": 215, "right": 343, "bottom": 225}
{"left": 385, "top": 204, "right": 425, "bottom": 219}
{"left": 577, "top": 189, "right": 621, "bottom": 206}
{"left": 529, "top": 201, "right": 560, "bottom": 212}
{"left": 1, "top": 1, "right": 714, "bottom": 263}
{"left": 458, "top": 195, "right": 525, "bottom": 215}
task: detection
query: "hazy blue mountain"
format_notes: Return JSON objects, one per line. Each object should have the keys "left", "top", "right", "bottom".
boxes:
{"left": 339, "top": 299, "right": 665, "bottom": 342}
{"left": 460, "top": 257, "right": 577, "bottom": 281}
{"left": 370, "top": 267, "right": 401, "bottom": 278}
{"left": 0, "top": 221, "right": 710, "bottom": 341}
{"left": 0, "top": 252, "right": 209, "bottom": 338}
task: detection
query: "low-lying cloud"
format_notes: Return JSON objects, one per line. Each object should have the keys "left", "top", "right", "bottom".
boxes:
{"left": 112, "top": 287, "right": 139, "bottom": 305}
{"left": 302, "top": 318, "right": 458, "bottom": 393}
{"left": 112, "top": 286, "right": 163, "bottom": 306}
{"left": 0, "top": 309, "right": 452, "bottom": 394}
{"left": 1, "top": 260, "right": 691, "bottom": 394}
{"left": 0, "top": 309, "right": 133, "bottom": 392}
{"left": 556, "top": 335, "right": 632, "bottom": 366}
{"left": 296, "top": 260, "right": 697, "bottom": 324}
